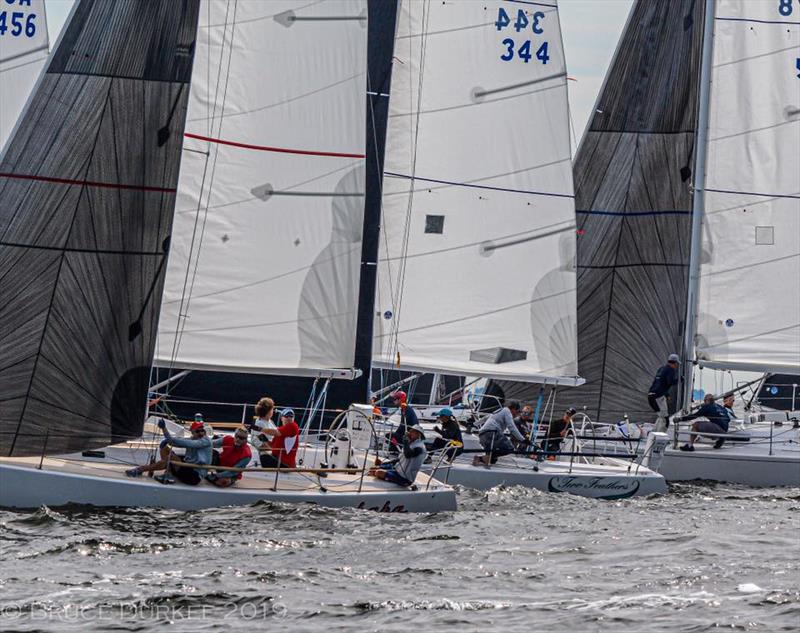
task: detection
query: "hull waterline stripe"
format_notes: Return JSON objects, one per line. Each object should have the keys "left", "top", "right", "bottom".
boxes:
{"left": 184, "top": 133, "right": 366, "bottom": 159}
{"left": 0, "top": 172, "right": 176, "bottom": 193}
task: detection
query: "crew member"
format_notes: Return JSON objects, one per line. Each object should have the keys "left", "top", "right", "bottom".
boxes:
{"left": 126, "top": 418, "right": 212, "bottom": 485}
{"left": 370, "top": 425, "right": 427, "bottom": 486}
{"left": 430, "top": 407, "right": 463, "bottom": 461}
{"left": 648, "top": 354, "right": 680, "bottom": 432}
{"left": 473, "top": 400, "right": 525, "bottom": 466}
{"left": 207, "top": 426, "right": 253, "bottom": 487}
{"left": 258, "top": 408, "right": 300, "bottom": 468}
{"left": 677, "top": 393, "right": 730, "bottom": 451}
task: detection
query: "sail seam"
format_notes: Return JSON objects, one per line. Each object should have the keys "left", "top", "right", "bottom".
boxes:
{"left": 0, "top": 172, "right": 177, "bottom": 193}
{"left": 183, "top": 132, "right": 366, "bottom": 159}
{"left": 385, "top": 172, "right": 574, "bottom": 199}
{"left": 702, "top": 187, "right": 800, "bottom": 200}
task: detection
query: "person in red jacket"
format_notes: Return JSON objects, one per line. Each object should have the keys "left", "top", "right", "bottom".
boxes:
{"left": 207, "top": 426, "right": 253, "bottom": 487}
{"left": 258, "top": 408, "right": 300, "bottom": 468}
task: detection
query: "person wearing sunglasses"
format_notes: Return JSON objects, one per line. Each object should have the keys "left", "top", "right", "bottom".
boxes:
{"left": 126, "top": 418, "right": 212, "bottom": 485}
{"left": 207, "top": 426, "right": 253, "bottom": 487}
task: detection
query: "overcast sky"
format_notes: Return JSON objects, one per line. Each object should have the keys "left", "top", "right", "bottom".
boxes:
{"left": 43, "top": 0, "right": 634, "bottom": 148}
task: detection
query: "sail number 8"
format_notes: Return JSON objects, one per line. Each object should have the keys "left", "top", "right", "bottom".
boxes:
{"left": 0, "top": 11, "right": 37, "bottom": 37}
{"left": 779, "top": 0, "right": 793, "bottom": 16}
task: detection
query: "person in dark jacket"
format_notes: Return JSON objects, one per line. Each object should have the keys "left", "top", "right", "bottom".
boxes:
{"left": 540, "top": 407, "right": 576, "bottom": 458}
{"left": 512, "top": 404, "right": 535, "bottom": 450}
{"left": 648, "top": 354, "right": 680, "bottom": 432}
{"left": 388, "top": 390, "right": 419, "bottom": 453}
{"left": 430, "top": 407, "right": 463, "bottom": 461}
{"left": 677, "top": 393, "right": 730, "bottom": 451}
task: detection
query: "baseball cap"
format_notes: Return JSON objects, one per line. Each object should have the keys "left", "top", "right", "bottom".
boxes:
{"left": 408, "top": 424, "right": 426, "bottom": 439}
{"left": 390, "top": 390, "right": 407, "bottom": 403}
{"left": 189, "top": 420, "right": 205, "bottom": 432}
{"left": 565, "top": 407, "right": 577, "bottom": 416}
{"left": 280, "top": 408, "right": 295, "bottom": 419}
{"left": 434, "top": 407, "right": 454, "bottom": 418}
{"left": 668, "top": 353, "right": 680, "bottom": 363}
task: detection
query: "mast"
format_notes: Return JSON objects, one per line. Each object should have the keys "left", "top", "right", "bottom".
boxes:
{"left": 352, "top": 0, "right": 399, "bottom": 402}
{"left": 681, "top": 0, "right": 717, "bottom": 411}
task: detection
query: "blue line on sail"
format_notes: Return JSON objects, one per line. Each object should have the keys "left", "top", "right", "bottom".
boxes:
{"left": 704, "top": 188, "right": 800, "bottom": 199}
{"left": 576, "top": 210, "right": 692, "bottom": 217}
{"left": 384, "top": 172, "right": 574, "bottom": 199}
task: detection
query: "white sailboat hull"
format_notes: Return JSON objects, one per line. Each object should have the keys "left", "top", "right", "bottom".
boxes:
{"left": 586, "top": 421, "right": 800, "bottom": 486}
{"left": 425, "top": 458, "right": 667, "bottom": 499}
{"left": 0, "top": 457, "right": 456, "bottom": 514}
{"left": 655, "top": 447, "right": 800, "bottom": 487}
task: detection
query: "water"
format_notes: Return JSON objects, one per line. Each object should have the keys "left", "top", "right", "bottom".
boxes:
{"left": 1, "top": 484, "right": 798, "bottom": 632}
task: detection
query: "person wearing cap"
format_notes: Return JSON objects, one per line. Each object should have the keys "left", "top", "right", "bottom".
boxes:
{"left": 257, "top": 408, "right": 300, "bottom": 469}
{"left": 207, "top": 426, "right": 253, "bottom": 487}
{"left": 430, "top": 407, "right": 463, "bottom": 461}
{"left": 676, "top": 393, "right": 730, "bottom": 451}
{"left": 473, "top": 400, "right": 525, "bottom": 466}
{"left": 388, "top": 390, "right": 419, "bottom": 454}
{"left": 541, "top": 408, "right": 576, "bottom": 458}
{"left": 370, "top": 425, "right": 427, "bottom": 486}
{"left": 512, "top": 404, "right": 535, "bottom": 450}
{"left": 648, "top": 354, "right": 681, "bottom": 432}
{"left": 125, "top": 418, "right": 212, "bottom": 485}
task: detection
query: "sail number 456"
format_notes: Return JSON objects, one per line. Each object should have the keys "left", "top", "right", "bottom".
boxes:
{"left": 496, "top": 6, "right": 549, "bottom": 64}
{"left": 0, "top": 10, "right": 37, "bottom": 38}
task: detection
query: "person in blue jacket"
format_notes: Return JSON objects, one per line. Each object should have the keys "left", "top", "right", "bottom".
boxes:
{"left": 648, "top": 354, "right": 680, "bottom": 432}
{"left": 676, "top": 393, "right": 730, "bottom": 451}
{"left": 125, "top": 418, "right": 212, "bottom": 485}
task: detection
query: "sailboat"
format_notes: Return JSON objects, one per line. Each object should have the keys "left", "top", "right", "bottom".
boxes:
{"left": 0, "top": 0, "right": 48, "bottom": 152}
{"left": 0, "top": 0, "right": 456, "bottom": 513}
{"left": 361, "top": 0, "right": 668, "bottom": 498}
{"left": 491, "top": 0, "right": 799, "bottom": 486}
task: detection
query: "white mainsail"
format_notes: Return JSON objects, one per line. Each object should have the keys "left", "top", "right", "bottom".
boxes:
{"left": 0, "top": 0, "right": 48, "bottom": 152}
{"left": 695, "top": 0, "right": 800, "bottom": 373}
{"left": 375, "top": 0, "right": 580, "bottom": 384}
{"left": 156, "top": 0, "right": 369, "bottom": 377}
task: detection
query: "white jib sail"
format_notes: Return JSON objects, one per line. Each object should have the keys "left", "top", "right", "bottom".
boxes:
{"left": 0, "top": 0, "right": 48, "bottom": 153}
{"left": 375, "top": 0, "right": 580, "bottom": 385}
{"left": 156, "top": 0, "right": 369, "bottom": 376}
{"left": 696, "top": 0, "right": 800, "bottom": 373}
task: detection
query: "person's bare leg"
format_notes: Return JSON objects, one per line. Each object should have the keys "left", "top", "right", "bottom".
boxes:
{"left": 135, "top": 447, "right": 171, "bottom": 474}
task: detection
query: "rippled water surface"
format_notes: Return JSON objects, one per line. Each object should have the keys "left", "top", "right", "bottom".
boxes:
{"left": 1, "top": 484, "right": 798, "bottom": 631}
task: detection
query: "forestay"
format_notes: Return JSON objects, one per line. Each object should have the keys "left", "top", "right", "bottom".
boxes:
{"left": 0, "top": 0, "right": 48, "bottom": 152}
{"left": 156, "top": 0, "right": 369, "bottom": 377}
{"left": 0, "top": 0, "right": 200, "bottom": 457}
{"left": 696, "top": 0, "right": 800, "bottom": 373}
{"left": 375, "top": 0, "right": 580, "bottom": 385}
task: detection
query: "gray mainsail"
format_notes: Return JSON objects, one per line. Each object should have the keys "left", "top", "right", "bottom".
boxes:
{"left": 493, "top": 0, "right": 705, "bottom": 422}
{"left": 0, "top": 0, "right": 200, "bottom": 457}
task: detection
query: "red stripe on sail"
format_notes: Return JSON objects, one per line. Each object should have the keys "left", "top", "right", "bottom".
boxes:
{"left": 0, "top": 172, "right": 177, "bottom": 193}
{"left": 184, "top": 132, "right": 365, "bottom": 159}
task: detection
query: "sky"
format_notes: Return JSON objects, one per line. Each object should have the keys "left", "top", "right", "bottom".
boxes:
{"left": 42, "top": 0, "right": 634, "bottom": 148}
